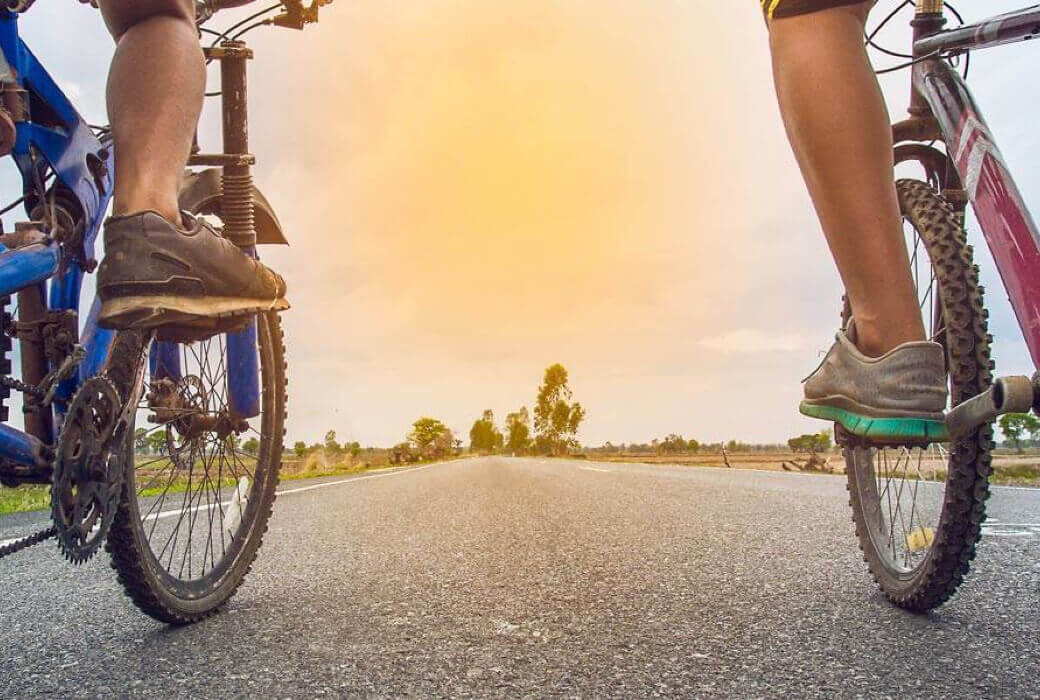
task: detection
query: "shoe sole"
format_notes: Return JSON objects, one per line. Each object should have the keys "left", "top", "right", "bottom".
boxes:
{"left": 99, "top": 295, "right": 290, "bottom": 331}
{"left": 799, "top": 401, "right": 949, "bottom": 443}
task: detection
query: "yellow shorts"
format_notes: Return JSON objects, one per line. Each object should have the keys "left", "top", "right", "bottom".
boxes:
{"left": 762, "top": 0, "right": 869, "bottom": 21}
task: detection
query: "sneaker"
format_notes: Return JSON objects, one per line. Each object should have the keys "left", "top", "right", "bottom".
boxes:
{"left": 97, "top": 211, "right": 288, "bottom": 336}
{"left": 799, "top": 321, "right": 949, "bottom": 442}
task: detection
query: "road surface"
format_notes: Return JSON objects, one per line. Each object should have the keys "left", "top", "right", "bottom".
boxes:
{"left": 2, "top": 457, "right": 1039, "bottom": 697}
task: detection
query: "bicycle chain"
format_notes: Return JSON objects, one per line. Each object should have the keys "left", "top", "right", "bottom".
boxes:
{"left": 0, "top": 526, "right": 56, "bottom": 559}
{"left": 0, "top": 374, "right": 44, "bottom": 399}
{"left": 0, "top": 294, "right": 76, "bottom": 562}
{"left": 0, "top": 294, "right": 11, "bottom": 421}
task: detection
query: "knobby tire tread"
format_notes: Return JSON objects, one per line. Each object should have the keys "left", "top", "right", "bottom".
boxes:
{"left": 845, "top": 179, "right": 993, "bottom": 612}
{"left": 104, "top": 314, "right": 287, "bottom": 624}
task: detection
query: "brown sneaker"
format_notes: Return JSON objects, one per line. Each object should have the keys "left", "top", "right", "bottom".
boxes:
{"left": 97, "top": 211, "right": 288, "bottom": 337}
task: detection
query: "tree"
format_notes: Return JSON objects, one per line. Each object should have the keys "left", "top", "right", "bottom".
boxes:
{"left": 787, "top": 430, "right": 832, "bottom": 454}
{"left": 134, "top": 428, "right": 149, "bottom": 454}
{"left": 788, "top": 435, "right": 808, "bottom": 452}
{"left": 409, "top": 417, "right": 451, "bottom": 454}
{"left": 659, "top": 434, "right": 688, "bottom": 454}
{"left": 390, "top": 442, "right": 417, "bottom": 465}
{"left": 242, "top": 437, "right": 260, "bottom": 455}
{"left": 430, "top": 429, "right": 455, "bottom": 459}
{"left": 1000, "top": 413, "right": 1039, "bottom": 452}
{"left": 687, "top": 438, "right": 700, "bottom": 453}
{"left": 817, "top": 429, "right": 833, "bottom": 451}
{"left": 505, "top": 407, "right": 532, "bottom": 454}
{"left": 293, "top": 441, "right": 308, "bottom": 458}
{"left": 146, "top": 431, "right": 167, "bottom": 456}
{"left": 324, "top": 429, "right": 342, "bottom": 455}
{"left": 470, "top": 409, "right": 504, "bottom": 453}
{"left": 533, "top": 364, "right": 586, "bottom": 455}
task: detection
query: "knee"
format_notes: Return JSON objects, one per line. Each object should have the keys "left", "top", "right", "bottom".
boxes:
{"left": 97, "top": 0, "right": 195, "bottom": 40}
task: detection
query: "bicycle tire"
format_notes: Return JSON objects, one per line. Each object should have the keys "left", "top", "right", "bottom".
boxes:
{"left": 843, "top": 178, "right": 994, "bottom": 611}
{"left": 103, "top": 312, "right": 286, "bottom": 624}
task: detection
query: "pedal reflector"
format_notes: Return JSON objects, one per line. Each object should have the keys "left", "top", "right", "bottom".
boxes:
{"left": 905, "top": 527, "right": 935, "bottom": 553}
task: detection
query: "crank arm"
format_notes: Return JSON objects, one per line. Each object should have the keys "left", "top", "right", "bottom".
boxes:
{"left": 946, "top": 375, "right": 1038, "bottom": 440}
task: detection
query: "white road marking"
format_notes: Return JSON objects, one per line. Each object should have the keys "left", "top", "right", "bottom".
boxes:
{"left": 982, "top": 528, "right": 1036, "bottom": 538}
{"left": 141, "top": 460, "right": 456, "bottom": 523}
{"left": 1, "top": 460, "right": 462, "bottom": 545}
{"left": 981, "top": 522, "right": 1040, "bottom": 539}
{"left": 580, "top": 467, "right": 611, "bottom": 473}
{"left": 276, "top": 460, "right": 449, "bottom": 496}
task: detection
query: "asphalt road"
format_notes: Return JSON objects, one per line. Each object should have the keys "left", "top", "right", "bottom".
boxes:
{"left": 2, "top": 457, "right": 1040, "bottom": 698}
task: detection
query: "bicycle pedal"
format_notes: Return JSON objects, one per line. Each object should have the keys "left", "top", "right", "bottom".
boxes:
{"left": 155, "top": 317, "right": 252, "bottom": 343}
{"left": 834, "top": 424, "right": 935, "bottom": 450}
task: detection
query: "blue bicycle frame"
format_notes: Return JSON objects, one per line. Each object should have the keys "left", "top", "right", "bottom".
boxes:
{"left": 0, "top": 8, "right": 261, "bottom": 479}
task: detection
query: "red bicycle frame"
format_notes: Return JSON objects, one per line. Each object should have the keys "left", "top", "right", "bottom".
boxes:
{"left": 895, "top": 4, "right": 1040, "bottom": 368}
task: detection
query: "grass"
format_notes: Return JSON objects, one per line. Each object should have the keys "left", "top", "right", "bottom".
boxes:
{"left": 989, "top": 462, "right": 1040, "bottom": 487}
{"left": 591, "top": 449, "right": 1040, "bottom": 487}
{"left": 0, "top": 484, "right": 50, "bottom": 515}
{"left": 0, "top": 454, "right": 450, "bottom": 516}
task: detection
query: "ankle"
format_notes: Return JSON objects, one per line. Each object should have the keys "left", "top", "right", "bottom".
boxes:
{"left": 853, "top": 320, "right": 926, "bottom": 358}
{"left": 112, "top": 201, "right": 183, "bottom": 228}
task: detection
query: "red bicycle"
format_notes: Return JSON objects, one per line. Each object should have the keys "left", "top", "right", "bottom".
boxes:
{"left": 838, "top": 0, "right": 1040, "bottom": 611}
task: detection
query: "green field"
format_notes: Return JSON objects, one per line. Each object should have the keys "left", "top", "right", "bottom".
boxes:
{"left": 0, "top": 455, "right": 434, "bottom": 516}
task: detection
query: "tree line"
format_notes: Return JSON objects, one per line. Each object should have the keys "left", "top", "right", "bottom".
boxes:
{"left": 585, "top": 431, "right": 832, "bottom": 456}
{"left": 134, "top": 429, "right": 260, "bottom": 456}
{"left": 293, "top": 430, "right": 362, "bottom": 460}
{"left": 468, "top": 363, "right": 586, "bottom": 456}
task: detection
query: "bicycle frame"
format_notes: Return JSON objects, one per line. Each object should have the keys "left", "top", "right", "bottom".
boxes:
{"left": 898, "top": 4, "right": 1040, "bottom": 368}
{"left": 0, "top": 9, "right": 263, "bottom": 485}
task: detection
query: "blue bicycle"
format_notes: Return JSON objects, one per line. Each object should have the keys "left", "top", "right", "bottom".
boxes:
{"left": 0, "top": 0, "right": 325, "bottom": 623}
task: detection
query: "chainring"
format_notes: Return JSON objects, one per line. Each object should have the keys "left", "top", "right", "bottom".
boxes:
{"left": 51, "top": 376, "right": 124, "bottom": 564}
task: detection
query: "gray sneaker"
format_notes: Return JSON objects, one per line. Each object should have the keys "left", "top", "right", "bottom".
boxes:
{"left": 799, "top": 321, "right": 949, "bottom": 442}
{"left": 97, "top": 211, "right": 289, "bottom": 338}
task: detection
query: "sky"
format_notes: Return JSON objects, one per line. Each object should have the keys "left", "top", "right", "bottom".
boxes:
{"left": 15, "top": 0, "right": 1040, "bottom": 446}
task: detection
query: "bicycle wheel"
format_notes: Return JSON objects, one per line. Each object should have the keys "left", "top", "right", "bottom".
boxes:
{"left": 842, "top": 178, "right": 993, "bottom": 612}
{"left": 103, "top": 312, "right": 286, "bottom": 624}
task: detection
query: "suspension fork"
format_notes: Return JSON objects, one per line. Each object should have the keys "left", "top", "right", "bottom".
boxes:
{"left": 218, "top": 41, "right": 261, "bottom": 419}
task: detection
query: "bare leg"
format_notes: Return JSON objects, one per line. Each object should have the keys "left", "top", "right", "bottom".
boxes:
{"left": 769, "top": 3, "right": 925, "bottom": 357}
{"left": 97, "top": 0, "right": 204, "bottom": 224}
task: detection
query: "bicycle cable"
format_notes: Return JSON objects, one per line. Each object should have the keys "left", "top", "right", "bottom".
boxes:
{"left": 866, "top": 0, "right": 969, "bottom": 78}
{"left": 204, "top": 3, "right": 282, "bottom": 61}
